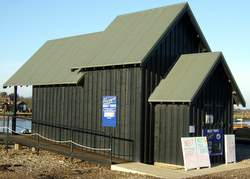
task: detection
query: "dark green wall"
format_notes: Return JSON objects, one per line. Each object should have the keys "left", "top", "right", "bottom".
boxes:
{"left": 32, "top": 11, "right": 210, "bottom": 164}
{"left": 32, "top": 67, "right": 142, "bottom": 161}
{"left": 154, "top": 104, "right": 189, "bottom": 165}
{"left": 154, "top": 61, "right": 234, "bottom": 165}
{"left": 190, "top": 61, "right": 233, "bottom": 163}
{"left": 141, "top": 11, "right": 209, "bottom": 164}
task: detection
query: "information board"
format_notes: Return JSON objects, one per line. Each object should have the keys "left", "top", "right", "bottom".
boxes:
{"left": 181, "top": 137, "right": 210, "bottom": 171}
{"left": 102, "top": 96, "right": 117, "bottom": 127}
{"left": 203, "top": 129, "right": 223, "bottom": 156}
{"left": 181, "top": 137, "right": 199, "bottom": 170}
{"left": 196, "top": 137, "right": 211, "bottom": 168}
{"left": 224, "top": 134, "right": 236, "bottom": 164}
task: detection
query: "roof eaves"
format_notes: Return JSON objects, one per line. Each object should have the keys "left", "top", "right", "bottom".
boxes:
{"left": 141, "top": 3, "right": 188, "bottom": 65}
{"left": 71, "top": 62, "right": 141, "bottom": 70}
{"left": 76, "top": 72, "right": 87, "bottom": 85}
{"left": 148, "top": 99, "right": 191, "bottom": 103}
{"left": 189, "top": 52, "right": 246, "bottom": 107}
{"left": 220, "top": 54, "right": 246, "bottom": 107}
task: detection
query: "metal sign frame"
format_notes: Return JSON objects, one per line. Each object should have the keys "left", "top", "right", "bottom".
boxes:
{"left": 203, "top": 129, "right": 223, "bottom": 156}
{"left": 102, "top": 96, "right": 117, "bottom": 128}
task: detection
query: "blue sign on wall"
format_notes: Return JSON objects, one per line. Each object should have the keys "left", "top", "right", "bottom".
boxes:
{"left": 102, "top": 96, "right": 117, "bottom": 127}
{"left": 203, "top": 129, "right": 223, "bottom": 156}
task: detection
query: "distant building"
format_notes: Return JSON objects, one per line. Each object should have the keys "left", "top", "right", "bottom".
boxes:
{"left": 17, "top": 101, "right": 28, "bottom": 112}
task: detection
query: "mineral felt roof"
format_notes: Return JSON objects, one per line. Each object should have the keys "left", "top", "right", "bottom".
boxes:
{"left": 148, "top": 52, "right": 246, "bottom": 107}
{"left": 4, "top": 3, "right": 207, "bottom": 87}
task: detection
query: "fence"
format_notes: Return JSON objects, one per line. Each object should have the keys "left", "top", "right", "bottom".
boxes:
{"left": 0, "top": 114, "right": 134, "bottom": 164}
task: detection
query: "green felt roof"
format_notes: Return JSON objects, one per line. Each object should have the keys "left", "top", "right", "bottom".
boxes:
{"left": 71, "top": 3, "right": 188, "bottom": 68}
{"left": 3, "top": 32, "right": 98, "bottom": 86}
{"left": 148, "top": 52, "right": 246, "bottom": 107}
{"left": 4, "top": 2, "right": 210, "bottom": 87}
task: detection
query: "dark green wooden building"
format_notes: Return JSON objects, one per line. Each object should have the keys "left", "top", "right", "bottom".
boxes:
{"left": 4, "top": 3, "right": 245, "bottom": 165}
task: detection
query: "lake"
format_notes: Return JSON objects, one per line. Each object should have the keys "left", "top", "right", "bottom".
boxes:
{"left": 234, "top": 118, "right": 250, "bottom": 127}
{"left": 0, "top": 117, "right": 32, "bottom": 133}
{"left": 243, "top": 119, "right": 250, "bottom": 126}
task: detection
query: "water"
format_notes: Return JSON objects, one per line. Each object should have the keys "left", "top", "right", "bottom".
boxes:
{"left": 0, "top": 117, "right": 32, "bottom": 133}
{"left": 243, "top": 119, "right": 250, "bottom": 126}
{"left": 234, "top": 118, "right": 250, "bottom": 127}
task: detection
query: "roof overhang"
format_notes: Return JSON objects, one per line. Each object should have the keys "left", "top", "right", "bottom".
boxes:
{"left": 220, "top": 54, "right": 246, "bottom": 107}
{"left": 3, "top": 71, "right": 87, "bottom": 88}
{"left": 148, "top": 52, "right": 246, "bottom": 107}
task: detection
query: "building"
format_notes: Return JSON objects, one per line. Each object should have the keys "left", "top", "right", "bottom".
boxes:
{"left": 17, "top": 101, "right": 28, "bottom": 112}
{"left": 4, "top": 3, "right": 245, "bottom": 165}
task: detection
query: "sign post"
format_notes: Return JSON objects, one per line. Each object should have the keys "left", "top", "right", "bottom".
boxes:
{"left": 102, "top": 96, "right": 117, "bottom": 165}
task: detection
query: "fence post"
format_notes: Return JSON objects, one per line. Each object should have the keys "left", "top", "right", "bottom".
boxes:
{"left": 6, "top": 115, "right": 10, "bottom": 151}
{"left": 37, "top": 125, "right": 40, "bottom": 154}
{"left": 132, "top": 140, "right": 134, "bottom": 161}
{"left": 70, "top": 129, "right": 73, "bottom": 160}
{"left": 4, "top": 115, "right": 9, "bottom": 152}
{"left": 110, "top": 129, "right": 112, "bottom": 165}
{"left": 12, "top": 86, "right": 17, "bottom": 132}
{"left": 3, "top": 111, "right": 5, "bottom": 133}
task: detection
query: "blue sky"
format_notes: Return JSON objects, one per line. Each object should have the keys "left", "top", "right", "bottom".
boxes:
{"left": 0, "top": 0, "right": 249, "bottom": 108}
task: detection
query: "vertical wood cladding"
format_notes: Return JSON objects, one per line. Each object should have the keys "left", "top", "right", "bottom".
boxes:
{"left": 32, "top": 67, "right": 142, "bottom": 161}
{"left": 142, "top": 12, "right": 208, "bottom": 163}
{"left": 190, "top": 61, "right": 233, "bottom": 163}
{"left": 153, "top": 61, "right": 234, "bottom": 165}
{"left": 32, "top": 12, "right": 211, "bottom": 164}
{"left": 154, "top": 104, "right": 189, "bottom": 165}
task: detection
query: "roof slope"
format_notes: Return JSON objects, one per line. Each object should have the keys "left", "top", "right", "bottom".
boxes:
{"left": 148, "top": 52, "right": 246, "bottom": 107}
{"left": 71, "top": 3, "right": 188, "bottom": 68}
{"left": 4, "top": 32, "right": 100, "bottom": 86}
{"left": 4, "top": 2, "right": 209, "bottom": 87}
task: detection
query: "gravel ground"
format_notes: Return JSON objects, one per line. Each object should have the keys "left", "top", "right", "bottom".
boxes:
{"left": 1, "top": 144, "right": 250, "bottom": 179}
{"left": 189, "top": 158, "right": 250, "bottom": 179}
{"left": 190, "top": 167, "right": 250, "bottom": 179}
{"left": 0, "top": 145, "right": 156, "bottom": 179}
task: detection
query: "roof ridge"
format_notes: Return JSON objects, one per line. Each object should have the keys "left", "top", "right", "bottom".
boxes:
{"left": 116, "top": 2, "right": 187, "bottom": 18}
{"left": 47, "top": 31, "right": 103, "bottom": 42}
{"left": 180, "top": 51, "right": 221, "bottom": 57}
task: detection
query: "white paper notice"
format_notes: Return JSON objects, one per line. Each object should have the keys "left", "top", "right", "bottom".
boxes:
{"left": 104, "top": 111, "right": 115, "bottom": 118}
{"left": 224, "top": 134, "right": 236, "bottom": 164}
{"left": 196, "top": 137, "right": 211, "bottom": 168}
{"left": 189, "top": 125, "right": 195, "bottom": 133}
{"left": 181, "top": 137, "right": 211, "bottom": 171}
{"left": 181, "top": 137, "right": 199, "bottom": 171}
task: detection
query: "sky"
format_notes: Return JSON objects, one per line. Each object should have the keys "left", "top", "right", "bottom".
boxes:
{"left": 0, "top": 0, "right": 249, "bottom": 108}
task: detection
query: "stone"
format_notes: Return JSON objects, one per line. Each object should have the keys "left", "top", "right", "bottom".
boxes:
{"left": 14, "top": 144, "right": 22, "bottom": 150}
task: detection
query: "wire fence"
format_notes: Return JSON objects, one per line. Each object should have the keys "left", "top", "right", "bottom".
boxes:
{"left": 0, "top": 114, "right": 134, "bottom": 164}
{"left": 0, "top": 124, "right": 113, "bottom": 165}
{"left": 0, "top": 127, "right": 111, "bottom": 151}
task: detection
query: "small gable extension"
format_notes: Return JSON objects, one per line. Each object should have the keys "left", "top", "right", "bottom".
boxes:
{"left": 148, "top": 52, "right": 245, "bottom": 107}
